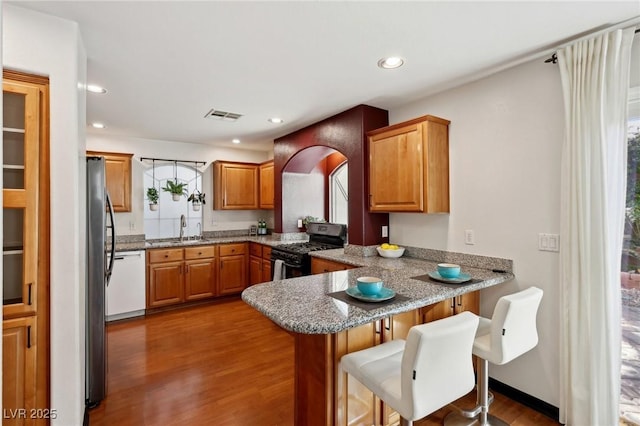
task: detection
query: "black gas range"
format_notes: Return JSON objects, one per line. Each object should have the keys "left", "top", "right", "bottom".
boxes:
{"left": 270, "top": 222, "right": 346, "bottom": 278}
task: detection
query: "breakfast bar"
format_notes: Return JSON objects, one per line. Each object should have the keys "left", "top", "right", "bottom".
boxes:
{"left": 242, "top": 252, "right": 514, "bottom": 426}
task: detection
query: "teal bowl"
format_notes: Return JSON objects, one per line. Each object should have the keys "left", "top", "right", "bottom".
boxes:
{"left": 437, "top": 263, "right": 461, "bottom": 279}
{"left": 356, "top": 276, "right": 383, "bottom": 296}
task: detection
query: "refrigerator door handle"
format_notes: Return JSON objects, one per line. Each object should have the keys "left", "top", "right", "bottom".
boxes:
{"left": 105, "top": 191, "right": 116, "bottom": 286}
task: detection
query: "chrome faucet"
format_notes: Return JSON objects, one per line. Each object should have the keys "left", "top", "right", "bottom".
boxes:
{"left": 179, "top": 214, "right": 187, "bottom": 241}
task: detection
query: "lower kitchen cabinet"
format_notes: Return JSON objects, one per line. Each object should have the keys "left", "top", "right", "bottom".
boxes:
{"left": 335, "top": 321, "right": 378, "bottom": 426}
{"left": 146, "top": 246, "right": 219, "bottom": 309}
{"left": 219, "top": 243, "right": 248, "bottom": 295}
{"left": 310, "top": 257, "right": 354, "bottom": 274}
{"left": 3, "top": 316, "right": 37, "bottom": 426}
{"left": 147, "top": 259, "right": 184, "bottom": 308}
{"left": 420, "top": 290, "right": 479, "bottom": 322}
{"left": 249, "top": 243, "right": 272, "bottom": 285}
{"left": 184, "top": 246, "right": 217, "bottom": 301}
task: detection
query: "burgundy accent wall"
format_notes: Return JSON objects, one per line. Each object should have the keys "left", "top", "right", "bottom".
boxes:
{"left": 274, "top": 104, "right": 389, "bottom": 246}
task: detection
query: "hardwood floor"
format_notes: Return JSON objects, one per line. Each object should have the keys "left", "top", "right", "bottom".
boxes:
{"left": 89, "top": 298, "right": 559, "bottom": 426}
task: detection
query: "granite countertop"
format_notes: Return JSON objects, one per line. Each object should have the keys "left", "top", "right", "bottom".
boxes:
{"left": 241, "top": 254, "right": 514, "bottom": 334}
{"left": 114, "top": 234, "right": 305, "bottom": 252}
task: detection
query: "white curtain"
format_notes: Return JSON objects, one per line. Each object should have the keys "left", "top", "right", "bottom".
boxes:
{"left": 558, "top": 27, "right": 635, "bottom": 425}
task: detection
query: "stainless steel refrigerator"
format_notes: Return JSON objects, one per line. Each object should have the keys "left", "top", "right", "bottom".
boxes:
{"left": 86, "top": 156, "right": 116, "bottom": 408}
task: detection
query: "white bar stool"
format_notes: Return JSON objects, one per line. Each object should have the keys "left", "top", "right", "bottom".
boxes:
{"left": 445, "top": 286, "right": 544, "bottom": 426}
{"left": 341, "top": 311, "right": 480, "bottom": 426}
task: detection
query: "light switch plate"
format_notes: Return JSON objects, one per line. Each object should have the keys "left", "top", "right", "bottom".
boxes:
{"left": 538, "top": 233, "right": 560, "bottom": 252}
{"left": 382, "top": 226, "right": 388, "bottom": 238}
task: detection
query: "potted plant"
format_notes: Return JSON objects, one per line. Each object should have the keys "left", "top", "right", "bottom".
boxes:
{"left": 187, "top": 190, "right": 206, "bottom": 211}
{"left": 146, "top": 187, "right": 159, "bottom": 211}
{"left": 162, "top": 180, "right": 188, "bottom": 201}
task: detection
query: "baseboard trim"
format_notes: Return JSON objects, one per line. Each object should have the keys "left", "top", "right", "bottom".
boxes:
{"left": 489, "top": 378, "right": 560, "bottom": 422}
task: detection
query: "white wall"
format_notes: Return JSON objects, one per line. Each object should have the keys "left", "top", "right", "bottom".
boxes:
{"left": 2, "top": 5, "right": 87, "bottom": 425}
{"left": 87, "top": 134, "right": 274, "bottom": 235}
{"left": 388, "top": 60, "right": 563, "bottom": 406}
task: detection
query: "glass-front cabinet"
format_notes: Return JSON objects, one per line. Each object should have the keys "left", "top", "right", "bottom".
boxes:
{"left": 3, "top": 69, "right": 50, "bottom": 423}
{"left": 3, "top": 79, "right": 39, "bottom": 317}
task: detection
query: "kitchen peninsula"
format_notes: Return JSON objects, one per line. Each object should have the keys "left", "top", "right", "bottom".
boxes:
{"left": 242, "top": 250, "right": 514, "bottom": 426}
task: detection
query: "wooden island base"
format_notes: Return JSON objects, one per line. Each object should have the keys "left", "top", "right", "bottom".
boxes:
{"left": 293, "top": 298, "right": 478, "bottom": 426}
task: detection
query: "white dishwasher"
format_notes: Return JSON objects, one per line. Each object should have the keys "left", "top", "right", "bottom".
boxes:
{"left": 106, "top": 250, "right": 146, "bottom": 321}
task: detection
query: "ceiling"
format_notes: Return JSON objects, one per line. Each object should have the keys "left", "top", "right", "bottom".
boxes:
{"left": 8, "top": 1, "right": 640, "bottom": 151}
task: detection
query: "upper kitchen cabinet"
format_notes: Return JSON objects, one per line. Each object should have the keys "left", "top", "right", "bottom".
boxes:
{"left": 213, "top": 161, "right": 259, "bottom": 210}
{"left": 86, "top": 151, "right": 133, "bottom": 212}
{"left": 367, "top": 115, "right": 450, "bottom": 213}
{"left": 259, "top": 160, "right": 274, "bottom": 209}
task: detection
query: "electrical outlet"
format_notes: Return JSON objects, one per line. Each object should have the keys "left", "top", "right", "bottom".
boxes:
{"left": 464, "top": 230, "right": 475, "bottom": 245}
{"left": 382, "top": 226, "right": 388, "bottom": 238}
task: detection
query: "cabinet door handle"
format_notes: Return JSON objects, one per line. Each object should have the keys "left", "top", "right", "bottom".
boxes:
{"left": 375, "top": 320, "right": 381, "bottom": 335}
{"left": 384, "top": 317, "right": 391, "bottom": 331}
{"left": 27, "top": 326, "right": 32, "bottom": 349}
{"left": 185, "top": 265, "right": 189, "bottom": 273}
{"left": 451, "top": 298, "right": 455, "bottom": 310}
{"left": 457, "top": 296, "right": 462, "bottom": 307}
{"left": 28, "top": 283, "right": 33, "bottom": 305}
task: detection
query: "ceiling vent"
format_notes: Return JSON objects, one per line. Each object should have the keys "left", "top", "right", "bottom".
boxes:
{"left": 204, "top": 109, "right": 243, "bottom": 121}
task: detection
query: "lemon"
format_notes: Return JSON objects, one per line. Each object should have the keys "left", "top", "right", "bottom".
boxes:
{"left": 380, "top": 243, "right": 391, "bottom": 249}
{"left": 390, "top": 244, "right": 399, "bottom": 250}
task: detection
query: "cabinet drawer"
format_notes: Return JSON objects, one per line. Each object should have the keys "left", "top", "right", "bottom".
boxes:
{"left": 262, "top": 246, "right": 272, "bottom": 260}
{"left": 219, "top": 243, "right": 246, "bottom": 256}
{"left": 184, "top": 245, "right": 216, "bottom": 260}
{"left": 148, "top": 248, "right": 184, "bottom": 263}
{"left": 249, "top": 243, "right": 262, "bottom": 257}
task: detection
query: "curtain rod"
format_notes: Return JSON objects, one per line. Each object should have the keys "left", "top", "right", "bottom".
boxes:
{"left": 544, "top": 19, "right": 640, "bottom": 64}
{"left": 139, "top": 157, "right": 206, "bottom": 167}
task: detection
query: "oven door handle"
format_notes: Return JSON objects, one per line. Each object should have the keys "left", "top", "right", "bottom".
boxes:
{"left": 271, "top": 259, "right": 300, "bottom": 270}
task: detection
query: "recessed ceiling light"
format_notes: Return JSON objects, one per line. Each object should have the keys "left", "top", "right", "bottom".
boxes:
{"left": 377, "top": 57, "right": 404, "bottom": 69}
{"left": 87, "top": 84, "right": 107, "bottom": 94}
{"left": 91, "top": 122, "right": 106, "bottom": 129}
{"left": 268, "top": 117, "right": 284, "bottom": 124}
{"left": 232, "top": 139, "right": 241, "bottom": 144}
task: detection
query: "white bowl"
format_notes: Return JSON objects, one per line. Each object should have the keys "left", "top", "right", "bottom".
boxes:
{"left": 377, "top": 246, "right": 405, "bottom": 258}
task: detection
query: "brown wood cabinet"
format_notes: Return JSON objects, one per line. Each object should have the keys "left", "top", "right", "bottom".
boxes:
{"left": 249, "top": 243, "right": 272, "bottom": 285}
{"left": 213, "top": 161, "right": 259, "bottom": 210}
{"left": 259, "top": 160, "right": 274, "bottom": 209}
{"left": 86, "top": 150, "right": 133, "bottom": 212}
{"left": 3, "top": 316, "right": 37, "bottom": 426}
{"left": 184, "top": 246, "right": 217, "bottom": 301}
{"left": 310, "top": 257, "right": 354, "bottom": 274}
{"left": 3, "top": 70, "right": 50, "bottom": 421}
{"left": 368, "top": 115, "right": 450, "bottom": 213}
{"left": 147, "top": 248, "right": 184, "bottom": 308}
{"left": 219, "top": 243, "right": 248, "bottom": 294}
{"left": 420, "top": 291, "right": 480, "bottom": 322}
{"left": 147, "top": 246, "right": 218, "bottom": 308}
